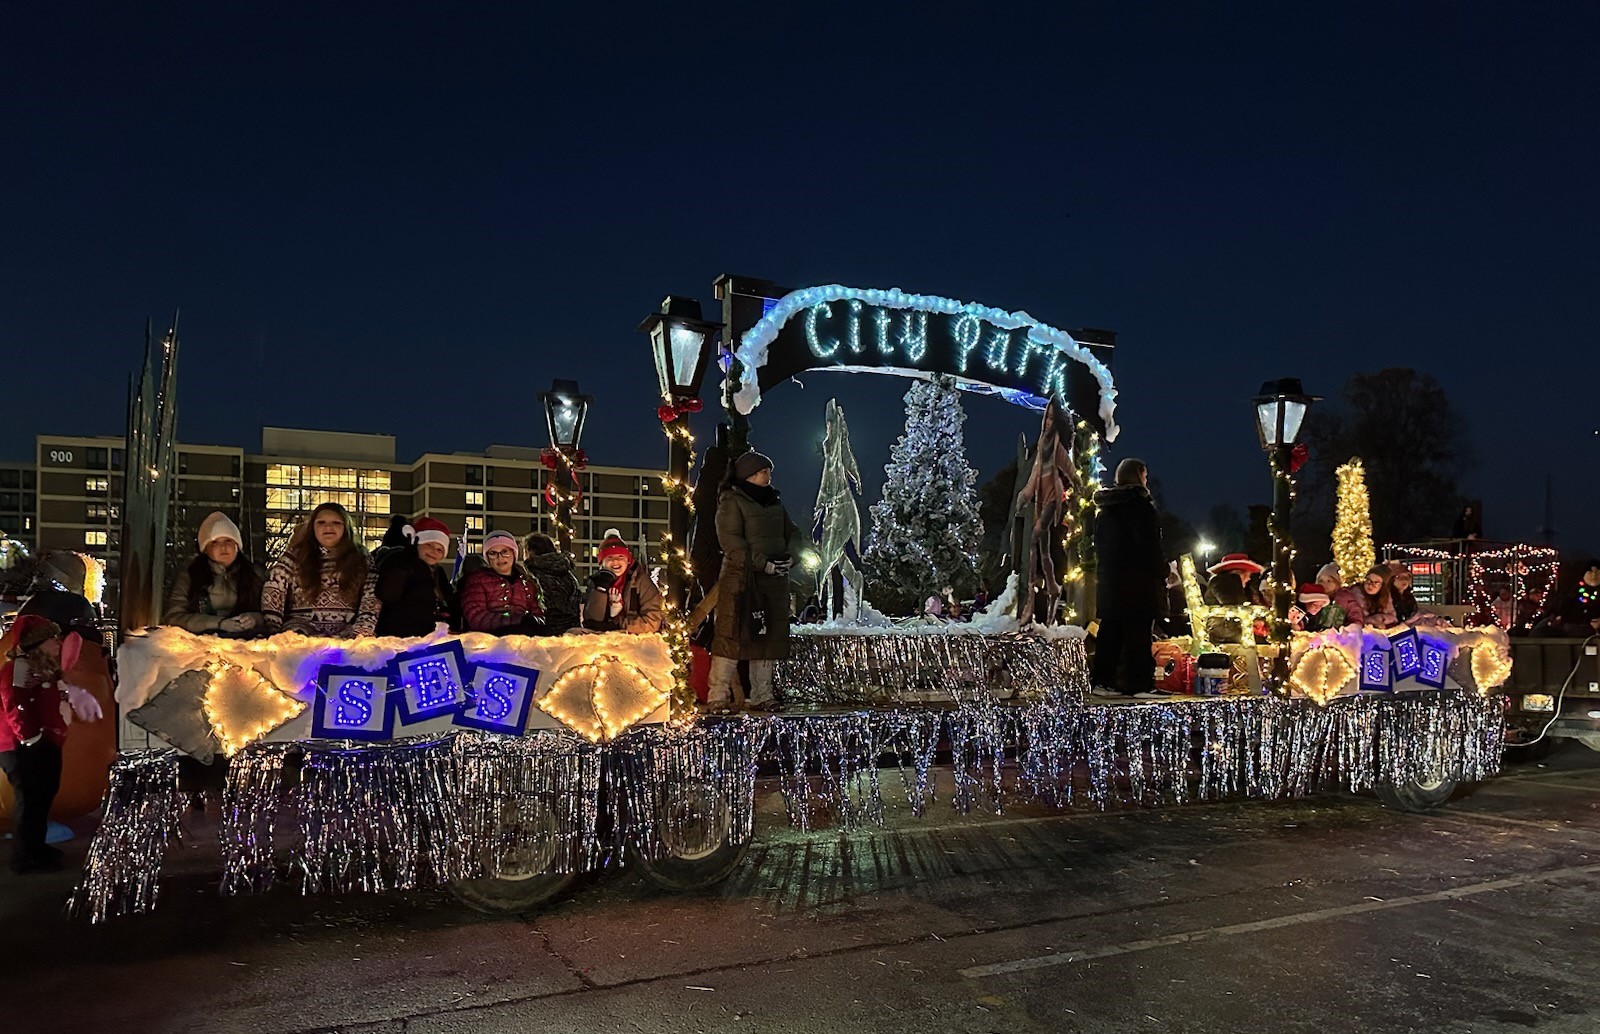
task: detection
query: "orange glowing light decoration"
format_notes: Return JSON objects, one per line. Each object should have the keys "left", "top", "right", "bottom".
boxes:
{"left": 1288, "top": 645, "right": 1356, "bottom": 705}
{"left": 536, "top": 655, "right": 670, "bottom": 742}
{"left": 202, "top": 658, "right": 305, "bottom": 755}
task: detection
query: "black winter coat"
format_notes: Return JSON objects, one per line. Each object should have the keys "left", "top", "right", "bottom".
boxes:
{"left": 525, "top": 552, "right": 583, "bottom": 634}
{"left": 1092, "top": 485, "right": 1166, "bottom": 619}
{"left": 374, "top": 547, "right": 457, "bottom": 637}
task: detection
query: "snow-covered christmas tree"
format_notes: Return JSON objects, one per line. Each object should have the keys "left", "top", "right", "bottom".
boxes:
{"left": 864, "top": 377, "right": 983, "bottom": 613}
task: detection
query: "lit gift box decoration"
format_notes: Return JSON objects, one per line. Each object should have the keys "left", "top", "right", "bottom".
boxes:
{"left": 455, "top": 661, "right": 540, "bottom": 736}
{"left": 1415, "top": 636, "right": 1451, "bottom": 690}
{"left": 393, "top": 641, "right": 469, "bottom": 725}
{"left": 1389, "top": 628, "right": 1422, "bottom": 682}
{"left": 312, "top": 666, "right": 394, "bottom": 741}
{"left": 1359, "top": 638, "right": 1393, "bottom": 693}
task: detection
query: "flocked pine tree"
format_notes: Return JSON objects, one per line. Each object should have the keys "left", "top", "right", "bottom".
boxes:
{"left": 864, "top": 377, "right": 984, "bottom": 613}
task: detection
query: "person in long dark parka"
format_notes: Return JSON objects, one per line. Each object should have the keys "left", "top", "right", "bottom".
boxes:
{"left": 1091, "top": 458, "right": 1167, "bottom": 694}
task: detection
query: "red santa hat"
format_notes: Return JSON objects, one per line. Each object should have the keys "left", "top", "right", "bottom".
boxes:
{"left": 1297, "top": 583, "right": 1330, "bottom": 607}
{"left": 596, "top": 528, "right": 633, "bottom": 569}
{"left": 405, "top": 516, "right": 452, "bottom": 549}
{"left": 0, "top": 614, "right": 62, "bottom": 658}
{"left": 1207, "top": 553, "right": 1265, "bottom": 578}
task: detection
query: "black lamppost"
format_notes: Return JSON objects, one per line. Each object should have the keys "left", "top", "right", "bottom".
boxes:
{"left": 639, "top": 297, "right": 722, "bottom": 615}
{"left": 539, "top": 378, "right": 592, "bottom": 555}
{"left": 1252, "top": 377, "right": 1319, "bottom": 683}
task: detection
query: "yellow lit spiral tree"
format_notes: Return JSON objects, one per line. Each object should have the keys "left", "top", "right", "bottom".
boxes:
{"left": 1333, "top": 458, "right": 1375, "bottom": 583}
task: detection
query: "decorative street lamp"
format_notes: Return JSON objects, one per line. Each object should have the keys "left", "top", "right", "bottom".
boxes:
{"left": 1251, "top": 377, "right": 1319, "bottom": 684}
{"left": 642, "top": 296, "right": 722, "bottom": 400}
{"left": 538, "top": 378, "right": 593, "bottom": 555}
{"left": 638, "top": 297, "right": 723, "bottom": 616}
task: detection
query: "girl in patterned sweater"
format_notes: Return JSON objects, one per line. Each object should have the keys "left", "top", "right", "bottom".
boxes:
{"left": 261, "top": 502, "right": 380, "bottom": 638}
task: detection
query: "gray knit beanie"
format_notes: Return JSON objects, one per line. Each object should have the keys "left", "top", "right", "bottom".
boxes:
{"left": 732, "top": 452, "right": 774, "bottom": 481}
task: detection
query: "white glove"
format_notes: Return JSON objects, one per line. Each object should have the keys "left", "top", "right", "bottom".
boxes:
{"left": 765, "top": 559, "right": 794, "bottom": 575}
{"left": 64, "top": 682, "right": 104, "bottom": 722}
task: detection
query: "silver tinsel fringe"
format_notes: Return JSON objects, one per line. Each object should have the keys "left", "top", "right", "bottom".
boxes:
{"left": 454, "top": 730, "right": 602, "bottom": 879}
{"left": 768, "top": 711, "right": 943, "bottom": 831}
{"left": 612, "top": 716, "right": 770, "bottom": 861}
{"left": 295, "top": 735, "right": 462, "bottom": 894}
{"left": 778, "top": 633, "right": 1090, "bottom": 706}
{"left": 69, "top": 692, "right": 1503, "bottom": 921}
{"left": 68, "top": 749, "right": 184, "bottom": 922}
{"left": 220, "top": 742, "right": 294, "bottom": 895}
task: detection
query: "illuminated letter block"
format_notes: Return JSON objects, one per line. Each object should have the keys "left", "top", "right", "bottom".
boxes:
{"left": 1359, "top": 640, "right": 1393, "bottom": 693}
{"left": 1415, "top": 638, "right": 1450, "bottom": 690}
{"left": 454, "top": 661, "right": 540, "bottom": 736}
{"left": 1389, "top": 628, "right": 1422, "bottom": 682}
{"left": 312, "top": 665, "right": 393, "bottom": 741}
{"left": 393, "top": 642, "right": 469, "bottom": 725}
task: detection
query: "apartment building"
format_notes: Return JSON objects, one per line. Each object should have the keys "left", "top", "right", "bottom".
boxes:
{"left": 28, "top": 428, "right": 667, "bottom": 606}
{"left": 0, "top": 460, "right": 36, "bottom": 555}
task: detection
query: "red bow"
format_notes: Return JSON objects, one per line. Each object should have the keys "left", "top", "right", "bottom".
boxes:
{"left": 657, "top": 397, "right": 704, "bottom": 423}
{"left": 540, "top": 448, "right": 588, "bottom": 471}
{"left": 1289, "top": 442, "right": 1309, "bottom": 474}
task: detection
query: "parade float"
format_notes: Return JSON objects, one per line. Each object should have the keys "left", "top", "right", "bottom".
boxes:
{"left": 67, "top": 282, "right": 1509, "bottom": 923}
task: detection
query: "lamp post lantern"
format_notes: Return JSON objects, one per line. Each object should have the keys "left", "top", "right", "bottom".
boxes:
{"left": 1251, "top": 377, "right": 1319, "bottom": 684}
{"left": 538, "top": 378, "right": 593, "bottom": 555}
{"left": 638, "top": 297, "right": 723, "bottom": 615}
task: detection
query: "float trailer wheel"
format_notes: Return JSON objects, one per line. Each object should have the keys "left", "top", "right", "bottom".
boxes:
{"left": 448, "top": 797, "right": 578, "bottom": 916}
{"left": 629, "top": 782, "right": 752, "bottom": 891}
{"left": 1375, "top": 775, "right": 1459, "bottom": 813}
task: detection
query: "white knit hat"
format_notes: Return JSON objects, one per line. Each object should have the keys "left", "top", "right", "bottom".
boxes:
{"left": 198, "top": 511, "right": 244, "bottom": 552}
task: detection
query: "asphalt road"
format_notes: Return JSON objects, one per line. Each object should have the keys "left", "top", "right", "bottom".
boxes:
{"left": 5, "top": 743, "right": 1599, "bottom": 1034}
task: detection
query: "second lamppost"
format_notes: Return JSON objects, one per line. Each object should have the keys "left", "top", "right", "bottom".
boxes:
{"left": 1252, "top": 377, "right": 1318, "bottom": 683}
{"left": 539, "top": 378, "right": 592, "bottom": 555}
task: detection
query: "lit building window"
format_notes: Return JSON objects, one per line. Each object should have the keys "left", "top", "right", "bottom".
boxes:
{"left": 466, "top": 491, "right": 485, "bottom": 507}
{"left": 466, "top": 516, "right": 484, "bottom": 532}
{"left": 85, "top": 477, "right": 109, "bottom": 493}
{"left": 85, "top": 530, "right": 107, "bottom": 546}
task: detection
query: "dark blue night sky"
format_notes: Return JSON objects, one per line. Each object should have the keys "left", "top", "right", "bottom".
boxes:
{"left": 4, "top": 4, "right": 1596, "bottom": 552}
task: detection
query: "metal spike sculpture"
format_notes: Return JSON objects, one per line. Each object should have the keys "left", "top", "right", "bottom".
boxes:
{"left": 812, "top": 399, "right": 863, "bottom": 618}
{"left": 119, "top": 313, "right": 180, "bottom": 633}
{"left": 1014, "top": 401, "right": 1083, "bottom": 625}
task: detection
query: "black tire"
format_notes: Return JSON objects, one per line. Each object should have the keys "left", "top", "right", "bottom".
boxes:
{"left": 448, "top": 795, "right": 579, "bottom": 916}
{"left": 1376, "top": 775, "right": 1459, "bottom": 813}
{"left": 448, "top": 871, "right": 578, "bottom": 916}
{"left": 629, "top": 781, "right": 752, "bottom": 891}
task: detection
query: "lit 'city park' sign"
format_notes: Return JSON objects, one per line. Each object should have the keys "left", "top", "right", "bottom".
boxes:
{"left": 717, "top": 279, "right": 1122, "bottom": 440}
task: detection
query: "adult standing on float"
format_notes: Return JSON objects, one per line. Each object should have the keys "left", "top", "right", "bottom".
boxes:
{"left": 261, "top": 502, "right": 379, "bottom": 638}
{"left": 708, "top": 452, "right": 808, "bottom": 710}
{"left": 1090, "top": 458, "right": 1167, "bottom": 696}
{"left": 374, "top": 516, "right": 457, "bottom": 637}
